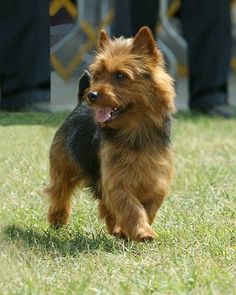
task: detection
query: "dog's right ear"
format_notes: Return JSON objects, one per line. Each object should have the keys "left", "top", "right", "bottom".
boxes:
{"left": 98, "top": 30, "right": 109, "bottom": 50}
{"left": 78, "top": 70, "right": 91, "bottom": 104}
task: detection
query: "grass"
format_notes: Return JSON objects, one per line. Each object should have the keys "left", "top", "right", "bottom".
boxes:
{"left": 0, "top": 111, "right": 235, "bottom": 295}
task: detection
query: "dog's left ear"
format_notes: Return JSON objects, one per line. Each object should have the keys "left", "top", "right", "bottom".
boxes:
{"left": 78, "top": 70, "right": 91, "bottom": 104}
{"left": 132, "top": 26, "right": 160, "bottom": 59}
{"left": 98, "top": 30, "right": 109, "bottom": 50}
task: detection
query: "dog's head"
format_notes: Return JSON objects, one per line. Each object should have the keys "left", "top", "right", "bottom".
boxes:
{"left": 85, "top": 26, "right": 175, "bottom": 129}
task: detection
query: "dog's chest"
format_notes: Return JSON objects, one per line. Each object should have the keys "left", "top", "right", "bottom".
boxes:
{"left": 102, "top": 145, "right": 161, "bottom": 181}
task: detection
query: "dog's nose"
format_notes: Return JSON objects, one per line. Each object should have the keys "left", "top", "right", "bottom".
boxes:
{"left": 87, "top": 91, "right": 98, "bottom": 103}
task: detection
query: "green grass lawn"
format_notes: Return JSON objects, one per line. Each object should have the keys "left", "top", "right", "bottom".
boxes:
{"left": 0, "top": 112, "right": 235, "bottom": 295}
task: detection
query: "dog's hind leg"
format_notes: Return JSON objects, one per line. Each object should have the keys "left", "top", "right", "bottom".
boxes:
{"left": 98, "top": 199, "right": 126, "bottom": 238}
{"left": 98, "top": 199, "right": 116, "bottom": 234}
{"left": 45, "top": 139, "right": 80, "bottom": 228}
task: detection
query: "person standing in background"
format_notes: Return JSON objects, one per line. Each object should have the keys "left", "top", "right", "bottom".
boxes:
{"left": 112, "top": 0, "right": 236, "bottom": 118}
{"left": 0, "top": 0, "right": 50, "bottom": 112}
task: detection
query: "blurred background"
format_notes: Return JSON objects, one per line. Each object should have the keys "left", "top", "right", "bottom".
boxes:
{"left": 50, "top": 0, "right": 236, "bottom": 112}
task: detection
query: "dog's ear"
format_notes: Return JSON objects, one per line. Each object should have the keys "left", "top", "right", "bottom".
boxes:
{"left": 132, "top": 26, "right": 159, "bottom": 59}
{"left": 98, "top": 30, "right": 109, "bottom": 50}
{"left": 78, "top": 70, "right": 91, "bottom": 104}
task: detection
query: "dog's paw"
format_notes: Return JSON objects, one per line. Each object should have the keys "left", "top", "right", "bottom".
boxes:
{"left": 48, "top": 208, "right": 70, "bottom": 228}
{"left": 112, "top": 225, "right": 127, "bottom": 239}
{"left": 133, "top": 226, "right": 156, "bottom": 242}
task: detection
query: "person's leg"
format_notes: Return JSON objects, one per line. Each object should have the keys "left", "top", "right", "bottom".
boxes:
{"left": 181, "top": 0, "right": 233, "bottom": 115}
{"left": 112, "top": 0, "right": 158, "bottom": 38}
{"left": 128, "top": 0, "right": 159, "bottom": 37}
{"left": 0, "top": 0, "right": 50, "bottom": 111}
{"left": 111, "top": 0, "right": 132, "bottom": 38}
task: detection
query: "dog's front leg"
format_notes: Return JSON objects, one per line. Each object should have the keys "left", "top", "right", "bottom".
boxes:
{"left": 105, "top": 187, "right": 156, "bottom": 241}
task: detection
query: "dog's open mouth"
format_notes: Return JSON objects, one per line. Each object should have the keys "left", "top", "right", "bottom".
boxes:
{"left": 95, "top": 106, "right": 123, "bottom": 123}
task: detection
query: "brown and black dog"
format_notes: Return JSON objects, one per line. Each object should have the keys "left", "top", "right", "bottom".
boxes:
{"left": 46, "top": 26, "right": 175, "bottom": 241}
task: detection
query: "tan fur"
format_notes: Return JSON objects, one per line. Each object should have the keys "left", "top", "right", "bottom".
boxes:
{"left": 46, "top": 26, "right": 175, "bottom": 241}
{"left": 45, "top": 132, "right": 87, "bottom": 227}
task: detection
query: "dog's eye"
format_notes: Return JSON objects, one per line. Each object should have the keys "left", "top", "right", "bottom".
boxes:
{"left": 115, "top": 72, "right": 126, "bottom": 81}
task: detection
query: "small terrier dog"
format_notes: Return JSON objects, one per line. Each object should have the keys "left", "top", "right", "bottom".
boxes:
{"left": 46, "top": 26, "right": 175, "bottom": 241}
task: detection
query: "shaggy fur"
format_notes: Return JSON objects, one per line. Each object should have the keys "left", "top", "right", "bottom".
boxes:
{"left": 46, "top": 26, "right": 175, "bottom": 241}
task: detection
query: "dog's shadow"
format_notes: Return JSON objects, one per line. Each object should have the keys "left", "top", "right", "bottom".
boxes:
{"left": 4, "top": 224, "right": 130, "bottom": 256}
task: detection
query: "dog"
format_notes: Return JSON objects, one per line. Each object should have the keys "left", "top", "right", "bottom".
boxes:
{"left": 45, "top": 26, "right": 175, "bottom": 241}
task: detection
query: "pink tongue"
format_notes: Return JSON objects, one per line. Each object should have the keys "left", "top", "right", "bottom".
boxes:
{"left": 95, "top": 107, "right": 113, "bottom": 123}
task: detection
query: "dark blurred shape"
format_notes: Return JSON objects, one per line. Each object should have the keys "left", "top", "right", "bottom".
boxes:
{"left": 0, "top": 0, "right": 50, "bottom": 112}
{"left": 112, "top": 0, "right": 236, "bottom": 118}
